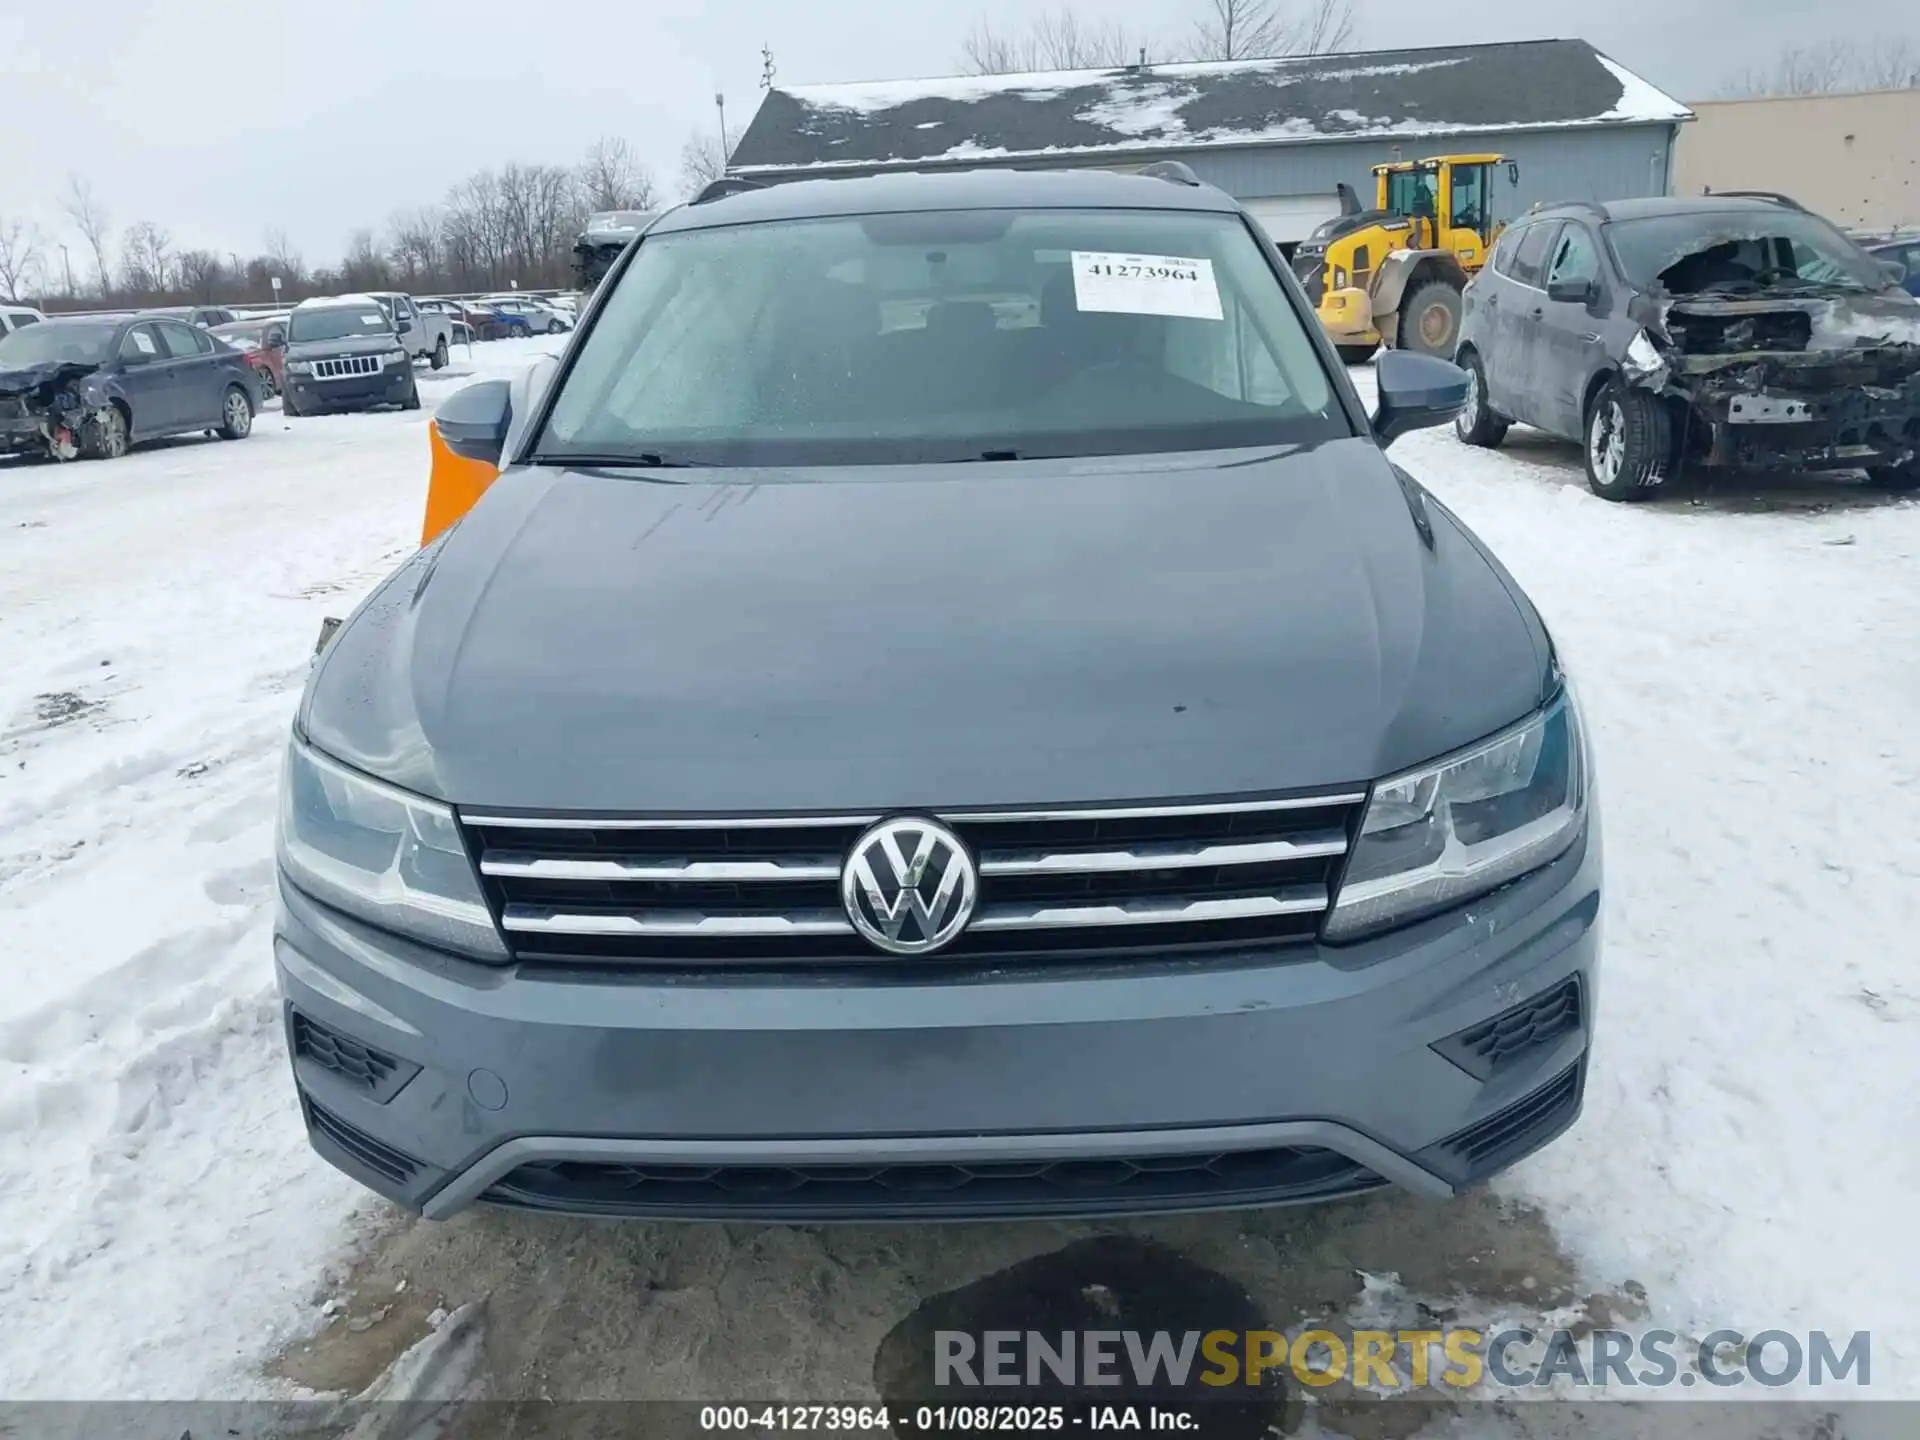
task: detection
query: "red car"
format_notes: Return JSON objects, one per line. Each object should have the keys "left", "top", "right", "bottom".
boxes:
{"left": 208, "top": 317, "right": 288, "bottom": 396}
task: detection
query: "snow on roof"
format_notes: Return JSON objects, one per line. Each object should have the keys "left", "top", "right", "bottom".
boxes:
{"left": 731, "top": 39, "right": 1691, "bottom": 174}
{"left": 294, "top": 292, "right": 383, "bottom": 310}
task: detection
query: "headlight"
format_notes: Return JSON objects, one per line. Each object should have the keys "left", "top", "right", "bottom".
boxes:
{"left": 387, "top": 348, "right": 410, "bottom": 364}
{"left": 276, "top": 739, "right": 508, "bottom": 960}
{"left": 285, "top": 360, "right": 312, "bottom": 375}
{"left": 1324, "top": 691, "right": 1586, "bottom": 942}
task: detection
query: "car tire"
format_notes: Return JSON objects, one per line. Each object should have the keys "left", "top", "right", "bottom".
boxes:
{"left": 80, "top": 404, "right": 130, "bottom": 460}
{"left": 1865, "top": 461, "right": 1920, "bottom": 492}
{"left": 431, "top": 336, "right": 449, "bottom": 370}
{"left": 216, "top": 385, "right": 254, "bottom": 440}
{"left": 1396, "top": 280, "right": 1464, "bottom": 358}
{"left": 401, "top": 381, "right": 422, "bottom": 411}
{"left": 282, "top": 389, "right": 303, "bottom": 417}
{"left": 546, "top": 319, "right": 564, "bottom": 334}
{"left": 1584, "top": 380, "right": 1672, "bottom": 502}
{"left": 1454, "top": 351, "right": 1509, "bottom": 448}
{"left": 1336, "top": 342, "right": 1380, "bottom": 365}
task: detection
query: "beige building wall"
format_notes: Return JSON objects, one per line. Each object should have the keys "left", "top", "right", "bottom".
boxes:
{"left": 1672, "top": 88, "right": 1920, "bottom": 232}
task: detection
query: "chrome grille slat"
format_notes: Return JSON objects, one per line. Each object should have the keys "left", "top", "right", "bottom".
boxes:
{"left": 504, "top": 907, "right": 854, "bottom": 937}
{"left": 482, "top": 852, "right": 843, "bottom": 882}
{"left": 465, "top": 791, "right": 1364, "bottom": 965}
{"left": 977, "top": 830, "right": 1347, "bottom": 876}
{"left": 971, "top": 889, "right": 1329, "bottom": 931}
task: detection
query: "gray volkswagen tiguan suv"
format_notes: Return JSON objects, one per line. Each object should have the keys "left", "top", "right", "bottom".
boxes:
{"left": 275, "top": 166, "right": 1601, "bottom": 1221}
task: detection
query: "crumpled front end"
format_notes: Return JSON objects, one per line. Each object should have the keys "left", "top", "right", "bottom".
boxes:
{"left": 1626, "top": 286, "right": 1920, "bottom": 474}
{"left": 1658, "top": 296, "right": 1920, "bottom": 471}
{"left": 0, "top": 362, "right": 109, "bottom": 461}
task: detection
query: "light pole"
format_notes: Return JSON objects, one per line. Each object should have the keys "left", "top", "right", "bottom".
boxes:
{"left": 59, "top": 244, "right": 74, "bottom": 296}
{"left": 715, "top": 92, "right": 729, "bottom": 169}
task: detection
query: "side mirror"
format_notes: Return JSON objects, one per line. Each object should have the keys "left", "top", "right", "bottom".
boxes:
{"left": 1879, "top": 259, "right": 1908, "bottom": 285}
{"left": 397, "top": 318, "right": 414, "bottom": 334}
{"left": 1547, "top": 277, "right": 1595, "bottom": 305}
{"left": 1370, "top": 350, "right": 1469, "bottom": 448}
{"left": 435, "top": 378, "right": 512, "bottom": 466}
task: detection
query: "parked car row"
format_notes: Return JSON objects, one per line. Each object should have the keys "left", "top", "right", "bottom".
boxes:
{"left": 1449, "top": 192, "right": 1920, "bottom": 500}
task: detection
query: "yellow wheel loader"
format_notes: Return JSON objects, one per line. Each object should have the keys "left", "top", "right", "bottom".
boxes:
{"left": 1291, "top": 154, "right": 1519, "bottom": 362}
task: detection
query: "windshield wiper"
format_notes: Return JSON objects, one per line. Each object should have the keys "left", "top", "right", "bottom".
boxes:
{"left": 536, "top": 452, "right": 713, "bottom": 469}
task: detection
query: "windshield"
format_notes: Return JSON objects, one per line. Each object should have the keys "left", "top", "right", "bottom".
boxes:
{"left": 1604, "top": 211, "right": 1887, "bottom": 294}
{"left": 0, "top": 321, "right": 119, "bottom": 368}
{"left": 287, "top": 306, "right": 395, "bottom": 343}
{"left": 536, "top": 207, "right": 1345, "bottom": 467}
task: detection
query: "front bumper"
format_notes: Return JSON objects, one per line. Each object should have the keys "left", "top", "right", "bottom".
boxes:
{"left": 1317, "top": 288, "right": 1380, "bottom": 345}
{"left": 273, "top": 819, "right": 1601, "bottom": 1222}
{"left": 1675, "top": 357, "right": 1920, "bottom": 472}
{"left": 284, "top": 366, "right": 414, "bottom": 413}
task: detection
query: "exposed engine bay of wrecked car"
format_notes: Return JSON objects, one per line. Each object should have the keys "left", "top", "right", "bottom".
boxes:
{"left": 0, "top": 361, "right": 105, "bottom": 461}
{"left": 0, "top": 323, "right": 126, "bottom": 461}
{"left": 1618, "top": 216, "right": 1920, "bottom": 473}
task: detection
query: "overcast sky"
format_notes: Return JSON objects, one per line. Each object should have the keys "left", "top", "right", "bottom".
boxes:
{"left": 0, "top": 0, "right": 1908, "bottom": 279}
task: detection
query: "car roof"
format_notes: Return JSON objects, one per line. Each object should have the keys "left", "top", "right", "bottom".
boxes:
{"left": 649, "top": 167, "right": 1243, "bottom": 235}
{"left": 294, "top": 293, "right": 384, "bottom": 310}
{"left": 1528, "top": 195, "right": 1817, "bottom": 226}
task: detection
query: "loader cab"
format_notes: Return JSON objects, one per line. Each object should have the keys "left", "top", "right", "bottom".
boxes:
{"left": 1375, "top": 155, "right": 1515, "bottom": 270}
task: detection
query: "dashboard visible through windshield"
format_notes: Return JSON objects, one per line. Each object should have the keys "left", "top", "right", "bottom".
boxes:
{"left": 535, "top": 207, "right": 1349, "bottom": 467}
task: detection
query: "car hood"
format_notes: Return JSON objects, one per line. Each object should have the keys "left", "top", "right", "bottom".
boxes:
{"left": 0, "top": 360, "right": 103, "bottom": 396}
{"left": 1659, "top": 287, "right": 1920, "bottom": 372}
{"left": 303, "top": 440, "right": 1552, "bottom": 812}
{"left": 285, "top": 335, "right": 402, "bottom": 359}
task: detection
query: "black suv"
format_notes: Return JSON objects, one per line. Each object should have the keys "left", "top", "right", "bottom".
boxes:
{"left": 1452, "top": 195, "right": 1920, "bottom": 500}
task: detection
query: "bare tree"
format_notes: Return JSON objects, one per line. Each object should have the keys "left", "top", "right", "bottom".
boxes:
{"left": 174, "top": 249, "right": 224, "bottom": 301}
{"left": 578, "top": 136, "right": 658, "bottom": 212}
{"left": 64, "top": 175, "right": 113, "bottom": 294}
{"left": 263, "top": 227, "right": 305, "bottom": 285}
{"left": 679, "top": 131, "right": 727, "bottom": 198}
{"left": 962, "top": 8, "right": 1149, "bottom": 72}
{"left": 341, "top": 229, "right": 389, "bottom": 290}
{"left": 0, "top": 216, "right": 45, "bottom": 299}
{"left": 120, "top": 220, "right": 173, "bottom": 295}
{"left": 388, "top": 207, "right": 442, "bottom": 286}
{"left": 1720, "top": 35, "right": 1920, "bottom": 97}
{"left": 1188, "top": 0, "right": 1354, "bottom": 61}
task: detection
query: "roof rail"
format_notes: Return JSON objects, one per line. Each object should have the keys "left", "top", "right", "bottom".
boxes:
{"left": 1704, "top": 188, "right": 1807, "bottom": 212}
{"left": 1137, "top": 160, "right": 1202, "bottom": 187}
{"left": 693, "top": 176, "right": 766, "bottom": 204}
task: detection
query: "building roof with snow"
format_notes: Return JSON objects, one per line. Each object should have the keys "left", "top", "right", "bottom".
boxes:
{"left": 729, "top": 39, "right": 1690, "bottom": 176}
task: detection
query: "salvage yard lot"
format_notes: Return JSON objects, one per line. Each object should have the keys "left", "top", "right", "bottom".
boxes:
{"left": 2, "top": 346, "right": 1915, "bottom": 1430}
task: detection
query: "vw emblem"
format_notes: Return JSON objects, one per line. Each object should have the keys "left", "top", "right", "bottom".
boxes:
{"left": 841, "top": 816, "right": 979, "bottom": 955}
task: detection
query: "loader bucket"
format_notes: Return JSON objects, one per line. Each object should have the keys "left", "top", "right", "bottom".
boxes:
{"left": 421, "top": 418, "right": 501, "bottom": 547}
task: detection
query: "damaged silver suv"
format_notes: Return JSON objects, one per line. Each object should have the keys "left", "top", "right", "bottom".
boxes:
{"left": 1453, "top": 193, "right": 1920, "bottom": 499}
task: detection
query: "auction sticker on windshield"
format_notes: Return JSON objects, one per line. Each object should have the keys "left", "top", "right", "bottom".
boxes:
{"left": 1071, "top": 252, "right": 1223, "bottom": 321}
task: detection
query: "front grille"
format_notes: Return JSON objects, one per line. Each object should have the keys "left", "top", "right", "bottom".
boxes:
{"left": 1422, "top": 1062, "right": 1584, "bottom": 1186}
{"left": 311, "top": 354, "right": 384, "bottom": 380}
{"left": 302, "top": 1096, "right": 420, "bottom": 1185}
{"left": 290, "top": 1009, "right": 419, "bottom": 1103}
{"left": 480, "top": 1145, "right": 1383, "bottom": 1219}
{"left": 463, "top": 792, "right": 1364, "bottom": 966}
{"left": 1431, "top": 977, "right": 1582, "bottom": 1081}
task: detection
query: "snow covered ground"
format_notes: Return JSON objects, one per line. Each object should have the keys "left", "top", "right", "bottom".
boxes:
{"left": 0, "top": 336, "right": 564, "bottom": 1399}
{"left": 2, "top": 344, "right": 1914, "bottom": 1411}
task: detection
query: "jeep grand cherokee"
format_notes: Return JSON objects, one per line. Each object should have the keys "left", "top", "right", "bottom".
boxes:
{"left": 275, "top": 166, "right": 1601, "bottom": 1221}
